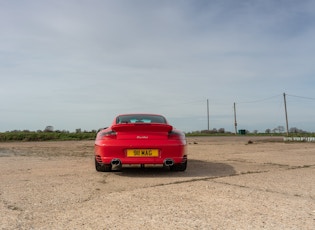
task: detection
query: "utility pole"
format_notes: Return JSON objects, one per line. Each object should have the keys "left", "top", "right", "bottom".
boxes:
{"left": 283, "top": 93, "right": 289, "bottom": 136}
{"left": 234, "top": 102, "right": 237, "bottom": 135}
{"left": 207, "top": 99, "right": 210, "bottom": 131}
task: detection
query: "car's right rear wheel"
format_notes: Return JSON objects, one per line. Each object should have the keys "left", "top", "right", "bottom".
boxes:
{"left": 170, "top": 160, "right": 187, "bottom": 172}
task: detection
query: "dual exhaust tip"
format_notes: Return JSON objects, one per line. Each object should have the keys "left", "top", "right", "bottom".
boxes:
{"left": 111, "top": 159, "right": 121, "bottom": 166}
{"left": 111, "top": 158, "right": 174, "bottom": 167}
{"left": 164, "top": 159, "right": 174, "bottom": 167}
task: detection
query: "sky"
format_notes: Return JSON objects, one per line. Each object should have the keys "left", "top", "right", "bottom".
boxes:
{"left": 1, "top": 0, "right": 315, "bottom": 133}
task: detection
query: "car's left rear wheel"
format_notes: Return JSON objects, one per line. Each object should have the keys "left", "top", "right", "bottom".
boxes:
{"left": 95, "top": 158, "right": 112, "bottom": 172}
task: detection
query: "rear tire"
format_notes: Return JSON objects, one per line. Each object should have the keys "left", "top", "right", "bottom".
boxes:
{"left": 170, "top": 160, "right": 187, "bottom": 172}
{"left": 95, "top": 158, "right": 112, "bottom": 172}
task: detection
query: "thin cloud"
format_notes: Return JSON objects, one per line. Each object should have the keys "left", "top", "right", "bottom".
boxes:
{"left": 1, "top": 0, "right": 315, "bottom": 132}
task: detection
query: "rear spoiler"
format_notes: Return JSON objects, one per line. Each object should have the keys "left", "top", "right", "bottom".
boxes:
{"left": 111, "top": 123, "right": 173, "bottom": 132}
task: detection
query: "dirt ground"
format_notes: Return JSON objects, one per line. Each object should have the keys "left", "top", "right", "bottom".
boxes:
{"left": 0, "top": 136, "right": 314, "bottom": 229}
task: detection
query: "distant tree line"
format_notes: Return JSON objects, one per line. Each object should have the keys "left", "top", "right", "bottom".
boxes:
{"left": 0, "top": 126, "right": 97, "bottom": 142}
{"left": 186, "top": 125, "right": 313, "bottom": 136}
{"left": 186, "top": 128, "right": 232, "bottom": 136}
{"left": 265, "top": 126, "right": 309, "bottom": 134}
{"left": 1, "top": 125, "right": 313, "bottom": 141}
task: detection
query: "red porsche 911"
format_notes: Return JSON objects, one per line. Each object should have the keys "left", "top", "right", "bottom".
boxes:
{"left": 94, "top": 114, "right": 187, "bottom": 172}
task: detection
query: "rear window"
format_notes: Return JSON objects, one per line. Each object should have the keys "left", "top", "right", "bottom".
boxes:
{"left": 116, "top": 115, "right": 167, "bottom": 124}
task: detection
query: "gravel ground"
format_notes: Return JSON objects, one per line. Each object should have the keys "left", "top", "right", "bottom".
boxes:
{"left": 0, "top": 137, "right": 314, "bottom": 229}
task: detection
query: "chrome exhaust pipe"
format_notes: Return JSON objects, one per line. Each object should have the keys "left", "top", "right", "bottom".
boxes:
{"left": 111, "top": 159, "right": 121, "bottom": 166}
{"left": 164, "top": 159, "right": 174, "bottom": 167}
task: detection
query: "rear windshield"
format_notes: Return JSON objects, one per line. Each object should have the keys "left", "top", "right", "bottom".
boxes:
{"left": 116, "top": 115, "right": 167, "bottom": 124}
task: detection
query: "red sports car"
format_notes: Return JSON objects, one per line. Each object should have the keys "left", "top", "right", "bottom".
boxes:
{"left": 94, "top": 114, "right": 187, "bottom": 172}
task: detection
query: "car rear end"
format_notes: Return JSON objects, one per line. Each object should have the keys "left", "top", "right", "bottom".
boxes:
{"left": 94, "top": 115, "right": 187, "bottom": 172}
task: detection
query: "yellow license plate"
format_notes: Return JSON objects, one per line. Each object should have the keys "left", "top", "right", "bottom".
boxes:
{"left": 127, "top": 149, "right": 159, "bottom": 157}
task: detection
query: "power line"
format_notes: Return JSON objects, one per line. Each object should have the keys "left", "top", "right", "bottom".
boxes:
{"left": 236, "top": 94, "right": 282, "bottom": 104}
{"left": 286, "top": 94, "right": 315, "bottom": 101}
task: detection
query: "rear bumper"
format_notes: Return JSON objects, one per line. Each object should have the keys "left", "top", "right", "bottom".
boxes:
{"left": 95, "top": 140, "right": 187, "bottom": 165}
{"left": 96, "top": 155, "right": 187, "bottom": 165}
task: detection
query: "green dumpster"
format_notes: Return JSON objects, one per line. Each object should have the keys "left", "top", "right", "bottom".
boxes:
{"left": 238, "top": 129, "right": 246, "bottom": 135}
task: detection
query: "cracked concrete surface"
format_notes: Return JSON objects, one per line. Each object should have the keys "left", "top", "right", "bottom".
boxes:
{"left": 0, "top": 137, "right": 314, "bottom": 229}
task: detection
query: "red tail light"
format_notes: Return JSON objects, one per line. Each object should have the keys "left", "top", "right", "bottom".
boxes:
{"left": 97, "top": 130, "right": 117, "bottom": 140}
{"left": 168, "top": 130, "right": 185, "bottom": 140}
